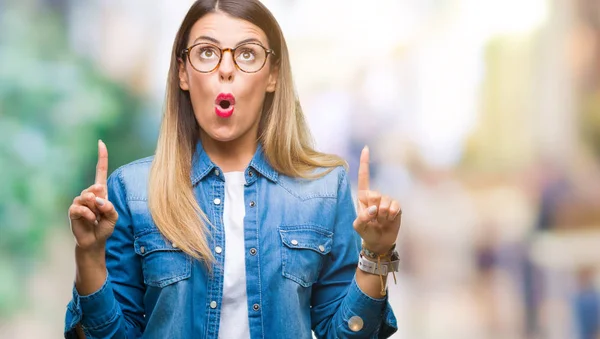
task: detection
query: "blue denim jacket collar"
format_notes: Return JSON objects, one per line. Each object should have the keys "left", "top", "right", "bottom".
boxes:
{"left": 191, "top": 140, "right": 278, "bottom": 186}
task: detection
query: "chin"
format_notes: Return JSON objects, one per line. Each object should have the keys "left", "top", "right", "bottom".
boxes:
{"left": 205, "top": 128, "right": 241, "bottom": 143}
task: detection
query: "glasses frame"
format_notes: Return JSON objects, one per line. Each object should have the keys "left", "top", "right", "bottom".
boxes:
{"left": 180, "top": 42, "right": 276, "bottom": 74}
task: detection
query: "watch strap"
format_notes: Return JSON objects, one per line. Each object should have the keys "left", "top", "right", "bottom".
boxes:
{"left": 358, "top": 253, "right": 400, "bottom": 275}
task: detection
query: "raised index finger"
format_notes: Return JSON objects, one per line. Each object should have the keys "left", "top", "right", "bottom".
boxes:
{"left": 358, "top": 146, "right": 370, "bottom": 191}
{"left": 95, "top": 139, "right": 108, "bottom": 187}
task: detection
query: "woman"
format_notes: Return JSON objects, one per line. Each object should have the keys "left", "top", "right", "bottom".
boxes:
{"left": 65, "top": 1, "right": 401, "bottom": 338}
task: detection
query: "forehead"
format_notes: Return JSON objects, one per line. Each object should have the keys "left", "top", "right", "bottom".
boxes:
{"left": 187, "top": 11, "right": 268, "bottom": 47}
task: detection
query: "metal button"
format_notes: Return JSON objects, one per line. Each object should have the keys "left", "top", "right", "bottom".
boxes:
{"left": 348, "top": 316, "right": 364, "bottom": 332}
{"left": 249, "top": 201, "right": 256, "bottom": 207}
{"left": 140, "top": 246, "right": 145, "bottom": 254}
{"left": 213, "top": 198, "right": 221, "bottom": 205}
{"left": 248, "top": 170, "right": 254, "bottom": 177}
{"left": 319, "top": 245, "right": 325, "bottom": 252}
{"left": 252, "top": 303, "right": 260, "bottom": 311}
{"left": 172, "top": 243, "right": 178, "bottom": 248}
{"left": 291, "top": 240, "right": 299, "bottom": 246}
{"left": 210, "top": 301, "right": 217, "bottom": 309}
{"left": 214, "top": 169, "right": 220, "bottom": 176}
{"left": 250, "top": 248, "right": 257, "bottom": 256}
{"left": 215, "top": 246, "right": 223, "bottom": 254}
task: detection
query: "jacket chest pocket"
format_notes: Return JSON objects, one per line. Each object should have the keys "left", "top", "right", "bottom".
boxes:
{"left": 279, "top": 225, "right": 333, "bottom": 287}
{"left": 134, "top": 230, "right": 192, "bottom": 288}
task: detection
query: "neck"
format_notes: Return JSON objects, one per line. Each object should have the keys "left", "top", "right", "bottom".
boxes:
{"left": 200, "top": 132, "right": 258, "bottom": 173}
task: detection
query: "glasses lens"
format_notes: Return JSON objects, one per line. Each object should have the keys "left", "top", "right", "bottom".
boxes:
{"left": 234, "top": 43, "right": 267, "bottom": 73}
{"left": 189, "top": 43, "right": 221, "bottom": 72}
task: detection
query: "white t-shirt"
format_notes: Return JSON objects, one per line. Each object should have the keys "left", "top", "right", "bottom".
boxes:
{"left": 218, "top": 171, "right": 250, "bottom": 339}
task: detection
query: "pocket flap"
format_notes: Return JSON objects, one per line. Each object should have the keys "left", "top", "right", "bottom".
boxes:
{"left": 134, "top": 230, "right": 180, "bottom": 256}
{"left": 279, "top": 225, "right": 333, "bottom": 254}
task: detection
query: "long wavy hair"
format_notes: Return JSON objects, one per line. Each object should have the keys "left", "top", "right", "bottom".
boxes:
{"left": 148, "top": 0, "right": 346, "bottom": 264}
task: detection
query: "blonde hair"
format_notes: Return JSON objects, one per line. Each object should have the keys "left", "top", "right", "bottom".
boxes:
{"left": 148, "top": 0, "right": 346, "bottom": 265}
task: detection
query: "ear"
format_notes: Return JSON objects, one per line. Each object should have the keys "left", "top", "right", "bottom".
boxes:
{"left": 266, "top": 65, "right": 279, "bottom": 93}
{"left": 178, "top": 58, "right": 190, "bottom": 91}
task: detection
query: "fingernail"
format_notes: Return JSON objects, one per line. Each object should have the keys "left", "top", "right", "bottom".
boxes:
{"left": 95, "top": 197, "right": 105, "bottom": 206}
{"left": 368, "top": 205, "right": 377, "bottom": 215}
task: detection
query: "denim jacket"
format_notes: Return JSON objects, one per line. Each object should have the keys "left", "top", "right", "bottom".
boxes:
{"left": 64, "top": 143, "right": 397, "bottom": 338}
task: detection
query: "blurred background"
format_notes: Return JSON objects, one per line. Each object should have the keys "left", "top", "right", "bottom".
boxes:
{"left": 1, "top": 0, "right": 600, "bottom": 338}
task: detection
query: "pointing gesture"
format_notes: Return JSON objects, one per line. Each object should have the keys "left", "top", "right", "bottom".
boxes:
{"left": 68, "top": 140, "right": 118, "bottom": 251}
{"left": 95, "top": 139, "right": 109, "bottom": 198}
{"left": 353, "top": 146, "right": 402, "bottom": 255}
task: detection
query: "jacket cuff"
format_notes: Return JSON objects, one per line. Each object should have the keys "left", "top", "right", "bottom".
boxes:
{"left": 66, "top": 277, "right": 119, "bottom": 334}
{"left": 339, "top": 278, "right": 398, "bottom": 338}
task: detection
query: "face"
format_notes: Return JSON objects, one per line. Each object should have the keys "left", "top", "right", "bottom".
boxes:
{"left": 178, "top": 11, "right": 278, "bottom": 144}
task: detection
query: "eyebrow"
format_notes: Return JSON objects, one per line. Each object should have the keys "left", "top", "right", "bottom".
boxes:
{"left": 192, "top": 36, "right": 265, "bottom": 47}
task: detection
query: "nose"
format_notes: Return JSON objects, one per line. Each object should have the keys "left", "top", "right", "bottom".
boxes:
{"left": 219, "top": 50, "right": 235, "bottom": 82}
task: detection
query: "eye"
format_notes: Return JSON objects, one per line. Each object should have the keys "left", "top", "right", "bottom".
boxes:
{"left": 238, "top": 49, "right": 256, "bottom": 61}
{"left": 198, "top": 47, "right": 219, "bottom": 59}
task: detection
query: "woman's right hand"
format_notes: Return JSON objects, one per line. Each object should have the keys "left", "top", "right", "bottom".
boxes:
{"left": 68, "top": 140, "right": 119, "bottom": 253}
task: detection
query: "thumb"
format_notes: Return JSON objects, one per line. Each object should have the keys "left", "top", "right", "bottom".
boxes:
{"left": 353, "top": 203, "right": 377, "bottom": 231}
{"left": 95, "top": 197, "right": 118, "bottom": 225}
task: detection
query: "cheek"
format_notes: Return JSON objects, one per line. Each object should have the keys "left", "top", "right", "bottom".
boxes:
{"left": 189, "top": 73, "right": 213, "bottom": 95}
{"left": 187, "top": 74, "right": 216, "bottom": 113}
{"left": 240, "top": 74, "right": 271, "bottom": 111}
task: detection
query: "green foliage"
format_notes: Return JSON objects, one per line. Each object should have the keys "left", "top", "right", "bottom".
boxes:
{"left": 581, "top": 91, "right": 600, "bottom": 159}
{"left": 0, "top": 2, "right": 155, "bottom": 317}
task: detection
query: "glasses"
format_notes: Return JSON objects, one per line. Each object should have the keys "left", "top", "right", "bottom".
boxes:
{"left": 181, "top": 42, "right": 276, "bottom": 74}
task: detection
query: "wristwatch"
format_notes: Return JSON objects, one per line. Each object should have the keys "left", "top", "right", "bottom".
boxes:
{"left": 358, "top": 252, "right": 400, "bottom": 275}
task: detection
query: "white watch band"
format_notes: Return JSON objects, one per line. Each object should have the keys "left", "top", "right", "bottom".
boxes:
{"left": 358, "top": 254, "right": 400, "bottom": 275}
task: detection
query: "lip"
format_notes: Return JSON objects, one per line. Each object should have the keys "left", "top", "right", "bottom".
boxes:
{"left": 215, "top": 106, "right": 234, "bottom": 118}
{"left": 215, "top": 93, "right": 236, "bottom": 106}
{"left": 215, "top": 93, "right": 235, "bottom": 118}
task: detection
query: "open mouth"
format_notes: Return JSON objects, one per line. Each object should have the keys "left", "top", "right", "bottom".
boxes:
{"left": 215, "top": 93, "right": 235, "bottom": 118}
{"left": 218, "top": 100, "right": 232, "bottom": 109}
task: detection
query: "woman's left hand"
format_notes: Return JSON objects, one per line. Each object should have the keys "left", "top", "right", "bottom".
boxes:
{"left": 353, "top": 146, "right": 402, "bottom": 255}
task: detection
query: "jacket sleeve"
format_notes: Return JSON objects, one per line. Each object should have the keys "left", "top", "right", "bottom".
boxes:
{"left": 311, "top": 168, "right": 398, "bottom": 338}
{"left": 64, "top": 168, "right": 146, "bottom": 338}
